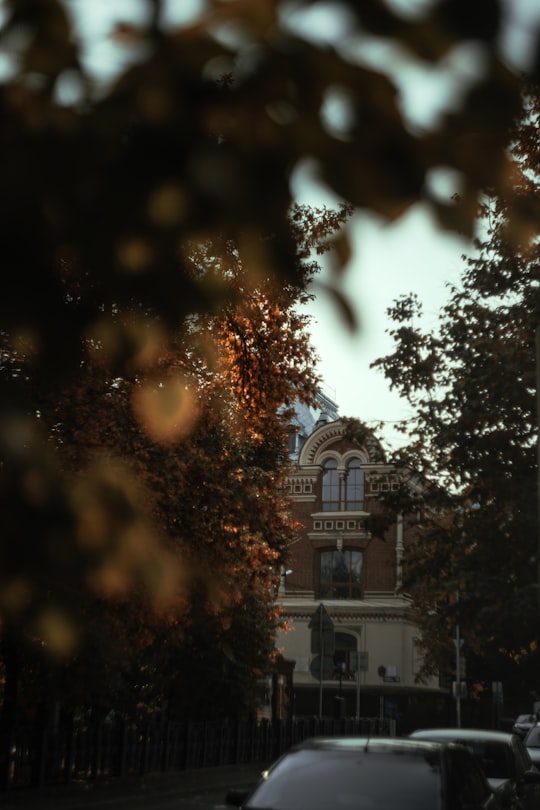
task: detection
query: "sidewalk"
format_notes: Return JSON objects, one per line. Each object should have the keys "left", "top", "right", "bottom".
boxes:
{"left": 1, "top": 763, "right": 266, "bottom": 809}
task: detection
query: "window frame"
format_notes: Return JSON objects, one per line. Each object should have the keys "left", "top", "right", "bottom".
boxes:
{"left": 321, "top": 458, "right": 340, "bottom": 511}
{"left": 318, "top": 548, "right": 363, "bottom": 600}
{"left": 345, "top": 458, "right": 364, "bottom": 510}
{"left": 321, "top": 457, "right": 364, "bottom": 512}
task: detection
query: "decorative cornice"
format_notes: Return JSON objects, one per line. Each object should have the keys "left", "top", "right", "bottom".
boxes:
{"left": 280, "top": 596, "right": 414, "bottom": 623}
{"left": 310, "top": 510, "right": 369, "bottom": 520}
{"left": 298, "top": 420, "right": 386, "bottom": 466}
{"left": 284, "top": 610, "right": 411, "bottom": 622}
{"left": 299, "top": 421, "right": 347, "bottom": 465}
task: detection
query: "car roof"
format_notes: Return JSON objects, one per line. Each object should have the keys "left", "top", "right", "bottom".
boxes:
{"left": 525, "top": 725, "right": 540, "bottom": 738}
{"left": 292, "top": 736, "right": 460, "bottom": 754}
{"left": 410, "top": 728, "right": 516, "bottom": 744}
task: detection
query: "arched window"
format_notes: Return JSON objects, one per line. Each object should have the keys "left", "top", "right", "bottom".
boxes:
{"left": 346, "top": 458, "right": 364, "bottom": 510}
{"left": 333, "top": 632, "right": 358, "bottom": 680}
{"left": 322, "top": 459, "right": 339, "bottom": 511}
{"left": 322, "top": 457, "right": 364, "bottom": 511}
{"left": 319, "top": 549, "right": 363, "bottom": 599}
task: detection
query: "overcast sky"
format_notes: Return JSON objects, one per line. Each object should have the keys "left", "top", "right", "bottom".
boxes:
{"left": 295, "top": 190, "right": 468, "bottom": 450}
{"left": 288, "top": 0, "right": 540, "bottom": 449}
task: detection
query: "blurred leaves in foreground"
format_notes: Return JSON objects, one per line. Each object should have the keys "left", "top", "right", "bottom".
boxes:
{"left": 1, "top": 0, "right": 539, "bottom": 718}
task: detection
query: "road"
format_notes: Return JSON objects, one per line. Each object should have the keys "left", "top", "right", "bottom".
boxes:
{"left": 2, "top": 764, "right": 264, "bottom": 810}
{"left": 89, "top": 783, "right": 241, "bottom": 810}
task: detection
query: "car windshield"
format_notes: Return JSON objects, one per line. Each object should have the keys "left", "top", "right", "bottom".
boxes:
{"left": 412, "top": 733, "right": 515, "bottom": 780}
{"left": 526, "top": 728, "right": 540, "bottom": 748}
{"left": 245, "top": 748, "right": 442, "bottom": 810}
{"left": 462, "top": 741, "right": 514, "bottom": 779}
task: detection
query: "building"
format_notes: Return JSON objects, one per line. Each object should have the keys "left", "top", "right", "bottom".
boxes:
{"left": 274, "top": 395, "right": 448, "bottom": 730}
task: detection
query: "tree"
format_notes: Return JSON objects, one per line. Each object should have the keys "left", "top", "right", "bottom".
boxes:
{"left": 371, "top": 81, "right": 540, "bottom": 701}
{"left": 0, "top": 203, "right": 348, "bottom": 726}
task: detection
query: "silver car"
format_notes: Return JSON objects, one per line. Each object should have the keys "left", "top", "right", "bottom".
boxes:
{"left": 524, "top": 724, "right": 540, "bottom": 766}
{"left": 410, "top": 728, "right": 540, "bottom": 810}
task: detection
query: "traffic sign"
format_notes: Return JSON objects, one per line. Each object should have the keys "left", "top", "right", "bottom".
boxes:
{"left": 309, "top": 603, "right": 335, "bottom": 654}
{"left": 310, "top": 654, "right": 335, "bottom": 680}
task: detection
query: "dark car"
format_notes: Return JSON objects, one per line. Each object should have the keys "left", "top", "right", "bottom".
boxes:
{"left": 524, "top": 724, "right": 540, "bottom": 766}
{"left": 410, "top": 728, "right": 540, "bottom": 810}
{"left": 512, "top": 714, "right": 536, "bottom": 739}
{"left": 226, "top": 735, "right": 502, "bottom": 809}
{"left": 513, "top": 715, "right": 537, "bottom": 739}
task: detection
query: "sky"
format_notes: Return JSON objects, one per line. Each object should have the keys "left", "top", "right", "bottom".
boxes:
{"left": 291, "top": 0, "right": 540, "bottom": 449}
{"left": 3, "top": 0, "right": 540, "bottom": 450}
{"left": 294, "top": 192, "right": 468, "bottom": 449}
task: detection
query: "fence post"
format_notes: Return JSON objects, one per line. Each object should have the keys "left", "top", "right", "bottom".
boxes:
{"left": 185, "top": 721, "right": 194, "bottom": 769}
{"left": 202, "top": 721, "right": 209, "bottom": 767}
{"left": 218, "top": 719, "right": 227, "bottom": 766}
{"left": 63, "top": 715, "right": 76, "bottom": 784}
{"left": 91, "top": 714, "right": 104, "bottom": 781}
{"left": 234, "top": 718, "right": 242, "bottom": 764}
{"left": 32, "top": 720, "right": 48, "bottom": 787}
{"left": 115, "top": 718, "right": 128, "bottom": 777}
{"left": 160, "top": 720, "right": 169, "bottom": 772}
{"left": 249, "top": 717, "right": 256, "bottom": 763}
{"left": 139, "top": 721, "right": 150, "bottom": 776}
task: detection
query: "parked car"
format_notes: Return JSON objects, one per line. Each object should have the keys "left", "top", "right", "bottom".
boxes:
{"left": 513, "top": 715, "right": 537, "bottom": 739}
{"left": 524, "top": 724, "right": 540, "bottom": 766}
{"left": 226, "top": 735, "right": 502, "bottom": 809}
{"left": 410, "top": 728, "right": 540, "bottom": 810}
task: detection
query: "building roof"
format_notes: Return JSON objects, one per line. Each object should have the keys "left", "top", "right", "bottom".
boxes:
{"left": 285, "top": 388, "right": 341, "bottom": 461}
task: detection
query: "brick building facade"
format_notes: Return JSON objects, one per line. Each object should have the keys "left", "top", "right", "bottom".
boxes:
{"left": 273, "top": 397, "right": 447, "bottom": 729}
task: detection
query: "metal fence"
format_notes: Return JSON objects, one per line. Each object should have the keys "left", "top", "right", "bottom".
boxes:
{"left": 2, "top": 714, "right": 392, "bottom": 791}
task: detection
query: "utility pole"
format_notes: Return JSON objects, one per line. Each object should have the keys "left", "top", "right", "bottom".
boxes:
{"left": 319, "top": 608, "right": 324, "bottom": 718}
{"left": 309, "top": 603, "right": 334, "bottom": 719}
{"left": 455, "top": 617, "right": 462, "bottom": 728}
{"left": 453, "top": 590, "right": 465, "bottom": 728}
{"left": 356, "top": 658, "right": 361, "bottom": 721}
{"left": 536, "top": 327, "right": 540, "bottom": 609}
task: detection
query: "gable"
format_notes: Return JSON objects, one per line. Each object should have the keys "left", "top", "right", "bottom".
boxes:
{"left": 298, "top": 419, "right": 386, "bottom": 466}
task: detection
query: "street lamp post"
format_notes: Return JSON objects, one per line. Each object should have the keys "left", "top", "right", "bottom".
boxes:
{"left": 536, "top": 327, "right": 540, "bottom": 609}
{"left": 455, "top": 619, "right": 462, "bottom": 728}
{"left": 453, "top": 590, "right": 464, "bottom": 728}
{"left": 338, "top": 661, "right": 345, "bottom": 695}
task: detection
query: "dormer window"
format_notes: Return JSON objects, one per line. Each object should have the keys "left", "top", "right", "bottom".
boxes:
{"left": 287, "top": 426, "right": 300, "bottom": 454}
{"left": 322, "top": 457, "right": 364, "bottom": 511}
